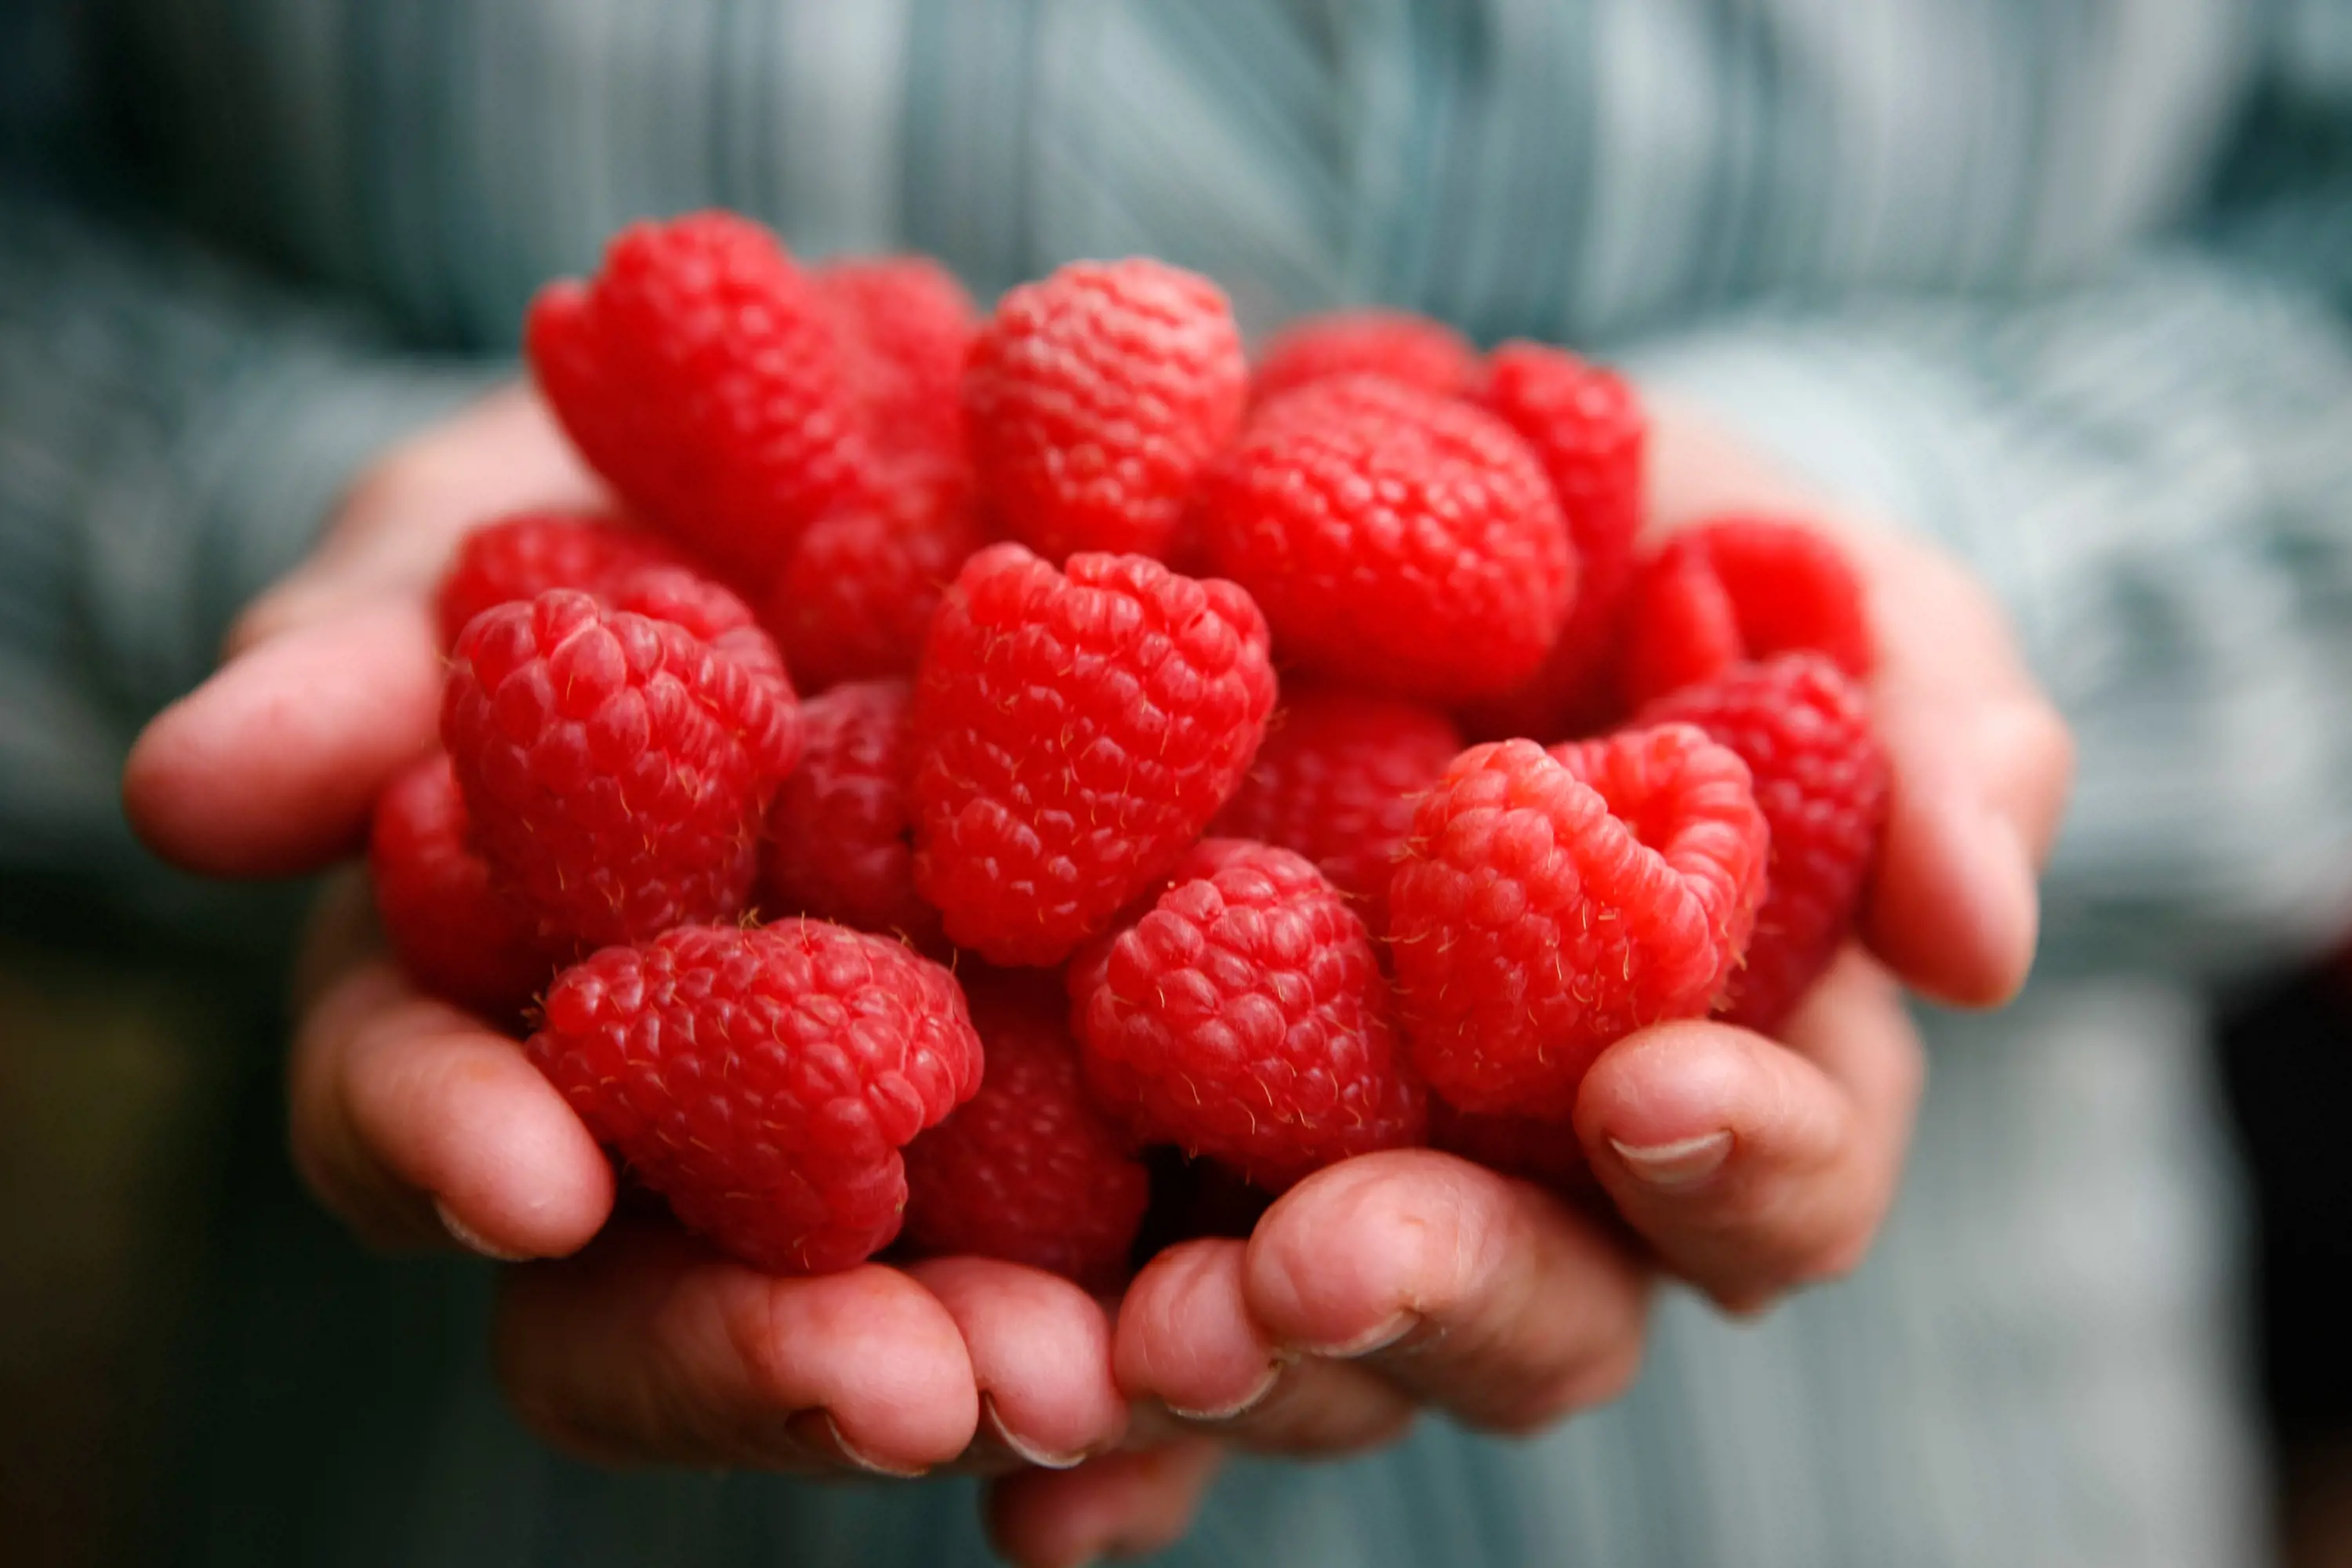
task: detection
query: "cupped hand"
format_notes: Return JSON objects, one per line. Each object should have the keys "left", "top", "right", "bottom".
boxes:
{"left": 121, "top": 382, "right": 2071, "bottom": 1568}
{"left": 119, "top": 390, "right": 1131, "bottom": 1524}
{"left": 995, "top": 396, "right": 2073, "bottom": 1563}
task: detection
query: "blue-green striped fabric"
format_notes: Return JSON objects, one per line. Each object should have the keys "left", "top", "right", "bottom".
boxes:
{"left": 9, "top": 2, "right": 2352, "bottom": 1561}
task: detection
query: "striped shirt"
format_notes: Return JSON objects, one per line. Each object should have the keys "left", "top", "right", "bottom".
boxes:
{"left": 7, "top": 2, "right": 2350, "bottom": 1562}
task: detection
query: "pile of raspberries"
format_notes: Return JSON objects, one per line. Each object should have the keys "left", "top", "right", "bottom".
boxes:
{"left": 372, "top": 211, "right": 1888, "bottom": 1285}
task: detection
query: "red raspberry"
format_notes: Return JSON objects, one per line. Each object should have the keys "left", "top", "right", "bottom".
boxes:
{"left": 369, "top": 753, "right": 554, "bottom": 1020}
{"left": 760, "top": 680, "right": 938, "bottom": 947}
{"left": 1389, "top": 732, "right": 1767, "bottom": 1117}
{"left": 527, "top": 212, "right": 873, "bottom": 584}
{"left": 911, "top": 545, "right": 1277, "bottom": 966}
{"left": 815, "top": 256, "right": 976, "bottom": 470}
{"left": 435, "top": 510, "right": 695, "bottom": 651}
{"left": 1196, "top": 376, "right": 1574, "bottom": 702}
{"left": 963, "top": 258, "right": 1247, "bottom": 561}
{"left": 1073, "top": 840, "right": 1426, "bottom": 1189}
{"left": 596, "top": 564, "right": 778, "bottom": 672}
{"left": 818, "top": 252, "right": 974, "bottom": 465}
{"left": 443, "top": 590, "right": 801, "bottom": 950}
{"left": 765, "top": 461, "right": 984, "bottom": 691}
{"left": 1621, "top": 517, "right": 1873, "bottom": 710}
{"left": 1207, "top": 685, "right": 1461, "bottom": 931}
{"left": 1250, "top": 309, "right": 1482, "bottom": 405}
{"left": 1636, "top": 655, "right": 1889, "bottom": 1033}
{"left": 902, "top": 967, "right": 1150, "bottom": 1290}
{"left": 1429, "top": 1102, "right": 1594, "bottom": 1194}
{"left": 528, "top": 920, "right": 983, "bottom": 1275}
{"left": 1460, "top": 344, "right": 1648, "bottom": 741}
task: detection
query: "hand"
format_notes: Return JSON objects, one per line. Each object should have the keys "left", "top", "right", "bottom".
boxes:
{"left": 122, "top": 383, "right": 2071, "bottom": 1568}
{"left": 990, "top": 396, "right": 2074, "bottom": 1563}
{"left": 118, "top": 390, "right": 1134, "bottom": 1545}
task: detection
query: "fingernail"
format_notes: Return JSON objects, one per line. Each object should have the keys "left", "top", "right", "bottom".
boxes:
{"left": 1165, "top": 1359, "right": 1284, "bottom": 1423}
{"left": 1609, "top": 1130, "right": 1733, "bottom": 1189}
{"left": 434, "top": 1198, "right": 530, "bottom": 1261}
{"left": 1300, "top": 1311, "right": 1420, "bottom": 1360}
{"left": 784, "top": 1410, "right": 928, "bottom": 1479}
{"left": 979, "top": 1392, "right": 1090, "bottom": 1470}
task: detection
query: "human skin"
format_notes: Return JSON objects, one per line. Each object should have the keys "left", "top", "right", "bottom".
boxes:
{"left": 122, "top": 384, "right": 2071, "bottom": 1568}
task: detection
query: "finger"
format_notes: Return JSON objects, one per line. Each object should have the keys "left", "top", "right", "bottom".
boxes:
{"left": 902, "top": 1258, "right": 1127, "bottom": 1472}
{"left": 288, "top": 955, "right": 612, "bottom": 1258}
{"left": 227, "top": 385, "right": 604, "bottom": 655}
{"left": 123, "top": 599, "right": 442, "bottom": 877}
{"left": 1114, "top": 1239, "right": 1417, "bottom": 1455}
{"left": 1642, "top": 396, "right": 2074, "bottom": 1007}
{"left": 493, "top": 1225, "right": 980, "bottom": 1475}
{"left": 985, "top": 1442, "right": 1225, "bottom": 1568}
{"left": 1859, "top": 557, "right": 2074, "bottom": 1004}
{"left": 1574, "top": 949, "right": 1924, "bottom": 1312}
{"left": 1240, "top": 1152, "right": 1652, "bottom": 1434}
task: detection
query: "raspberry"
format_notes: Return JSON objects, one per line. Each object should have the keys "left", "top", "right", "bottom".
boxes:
{"left": 369, "top": 753, "right": 554, "bottom": 1020}
{"left": 1073, "top": 840, "right": 1426, "bottom": 1189}
{"left": 527, "top": 212, "right": 873, "bottom": 584}
{"left": 765, "top": 460, "right": 983, "bottom": 691}
{"left": 1621, "top": 517, "right": 1873, "bottom": 710}
{"left": 1636, "top": 655, "right": 1889, "bottom": 1033}
{"left": 902, "top": 967, "right": 1151, "bottom": 1290}
{"left": 1250, "top": 310, "right": 1482, "bottom": 405}
{"left": 1460, "top": 344, "right": 1648, "bottom": 741}
{"left": 911, "top": 545, "right": 1277, "bottom": 966}
{"left": 815, "top": 255, "right": 976, "bottom": 470}
{"left": 443, "top": 590, "right": 801, "bottom": 950}
{"left": 528, "top": 920, "right": 983, "bottom": 1275}
{"left": 760, "top": 680, "right": 939, "bottom": 947}
{"left": 1389, "top": 733, "right": 1767, "bottom": 1117}
{"left": 964, "top": 258, "right": 1247, "bottom": 561}
{"left": 1430, "top": 1102, "right": 1594, "bottom": 1193}
{"left": 595, "top": 564, "right": 778, "bottom": 673}
{"left": 1196, "top": 376, "right": 1574, "bottom": 702}
{"left": 1207, "top": 685, "right": 1461, "bottom": 930}
{"left": 435, "top": 510, "right": 695, "bottom": 651}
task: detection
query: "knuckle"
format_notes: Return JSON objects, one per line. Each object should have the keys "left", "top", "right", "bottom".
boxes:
{"left": 1472, "top": 1323, "right": 1650, "bottom": 1435}
{"left": 1573, "top": 1334, "right": 1648, "bottom": 1410}
{"left": 488, "top": 1290, "right": 604, "bottom": 1459}
{"left": 1802, "top": 1228, "right": 1875, "bottom": 1286}
{"left": 339, "top": 436, "right": 449, "bottom": 528}
{"left": 720, "top": 1281, "right": 801, "bottom": 1414}
{"left": 222, "top": 593, "right": 301, "bottom": 658}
